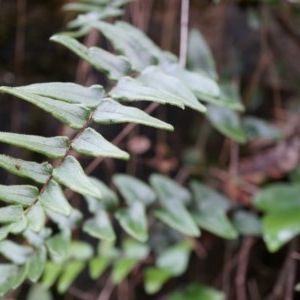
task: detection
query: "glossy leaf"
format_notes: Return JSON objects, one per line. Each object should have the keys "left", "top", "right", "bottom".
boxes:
{"left": 27, "top": 284, "right": 53, "bottom": 300}
{"left": 262, "top": 209, "right": 300, "bottom": 252}
{"left": 41, "top": 262, "right": 62, "bottom": 289}
{"left": 46, "top": 233, "right": 70, "bottom": 264}
{"left": 168, "top": 283, "right": 225, "bottom": 300}
{"left": 89, "top": 257, "right": 111, "bottom": 279}
{"left": 68, "top": 241, "right": 94, "bottom": 261}
{"left": 10, "top": 215, "right": 27, "bottom": 234}
{"left": 53, "top": 156, "right": 102, "bottom": 199}
{"left": 253, "top": 183, "right": 300, "bottom": 212}
{"left": 111, "top": 258, "right": 137, "bottom": 284}
{"left": 138, "top": 66, "right": 207, "bottom": 113}
{"left": 193, "top": 210, "right": 237, "bottom": 239}
{"left": 26, "top": 202, "right": 46, "bottom": 232}
{"left": 0, "top": 205, "right": 23, "bottom": 223}
{"left": 0, "top": 240, "right": 32, "bottom": 265}
{"left": 85, "top": 178, "right": 119, "bottom": 211}
{"left": 57, "top": 261, "right": 85, "bottom": 293}
{"left": 190, "top": 181, "right": 236, "bottom": 239}
{"left": 150, "top": 174, "right": 191, "bottom": 205}
{"left": 155, "top": 203, "right": 200, "bottom": 237}
{"left": 0, "top": 132, "right": 69, "bottom": 158}
{"left": 83, "top": 210, "right": 116, "bottom": 241}
{"left": 51, "top": 34, "right": 131, "bottom": 80}
{"left": 10, "top": 82, "right": 104, "bottom": 108}
{"left": 109, "top": 76, "right": 184, "bottom": 108}
{"left": 112, "top": 240, "right": 149, "bottom": 283}
{"left": 115, "top": 202, "right": 148, "bottom": 242}
{"left": 113, "top": 174, "right": 156, "bottom": 206}
{"left": 162, "top": 64, "right": 221, "bottom": 105}
{"left": 27, "top": 246, "right": 47, "bottom": 282}
{"left": 91, "top": 21, "right": 160, "bottom": 71}
{"left": 0, "top": 264, "right": 19, "bottom": 296}
{"left": 207, "top": 105, "right": 246, "bottom": 143}
{"left": 39, "top": 180, "right": 72, "bottom": 216}
{"left": 93, "top": 98, "right": 173, "bottom": 131}
{"left": 243, "top": 116, "right": 282, "bottom": 141}
{"left": 233, "top": 210, "right": 262, "bottom": 236}
{"left": 0, "top": 86, "right": 91, "bottom": 129}
{"left": 157, "top": 242, "right": 192, "bottom": 276}
{"left": 0, "top": 155, "right": 52, "bottom": 184}
{"left": 72, "top": 127, "right": 129, "bottom": 159}
{"left": 0, "top": 184, "right": 38, "bottom": 206}
{"left": 144, "top": 267, "right": 173, "bottom": 294}
{"left": 187, "top": 29, "right": 217, "bottom": 79}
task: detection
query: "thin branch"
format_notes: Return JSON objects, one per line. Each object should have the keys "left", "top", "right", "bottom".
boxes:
{"left": 179, "top": 0, "right": 190, "bottom": 67}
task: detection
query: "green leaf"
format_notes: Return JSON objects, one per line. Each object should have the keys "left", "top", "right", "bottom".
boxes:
{"left": 39, "top": 180, "right": 72, "bottom": 216}
{"left": 189, "top": 181, "right": 237, "bottom": 239}
{"left": 113, "top": 174, "right": 156, "bottom": 206}
{"left": 155, "top": 203, "right": 200, "bottom": 237}
{"left": 252, "top": 183, "right": 300, "bottom": 212}
{"left": 11, "top": 82, "right": 103, "bottom": 108}
{"left": 111, "top": 258, "right": 137, "bottom": 284}
{"left": 10, "top": 215, "right": 27, "bottom": 234}
{"left": 123, "top": 239, "right": 149, "bottom": 259}
{"left": 157, "top": 242, "right": 192, "bottom": 276}
{"left": 109, "top": 76, "right": 184, "bottom": 109}
{"left": 190, "top": 181, "right": 230, "bottom": 211}
{"left": 72, "top": 127, "right": 129, "bottom": 159}
{"left": 233, "top": 210, "right": 262, "bottom": 236}
{"left": 168, "top": 283, "right": 225, "bottom": 300}
{"left": 243, "top": 116, "right": 283, "bottom": 141}
{"left": 150, "top": 174, "right": 191, "bottom": 205}
{"left": 57, "top": 261, "right": 85, "bottom": 293}
{"left": 41, "top": 262, "right": 62, "bottom": 289}
{"left": 86, "top": 178, "right": 118, "bottom": 211}
{"left": 0, "top": 155, "right": 52, "bottom": 183}
{"left": 26, "top": 202, "right": 46, "bottom": 232}
{"left": 0, "top": 225, "right": 12, "bottom": 241}
{"left": 144, "top": 267, "right": 173, "bottom": 294}
{"left": 68, "top": 241, "right": 94, "bottom": 261}
{"left": 53, "top": 156, "right": 102, "bottom": 199}
{"left": 138, "top": 66, "right": 207, "bottom": 113}
{"left": 0, "top": 184, "right": 38, "bottom": 206}
{"left": 207, "top": 105, "right": 246, "bottom": 143}
{"left": 27, "top": 284, "right": 53, "bottom": 300}
{"left": 162, "top": 64, "right": 221, "bottom": 105}
{"left": 0, "top": 264, "right": 19, "bottom": 296}
{"left": 64, "top": 3, "right": 123, "bottom": 15}
{"left": 23, "top": 228, "right": 51, "bottom": 248}
{"left": 193, "top": 210, "right": 237, "bottom": 239}
{"left": 93, "top": 98, "right": 174, "bottom": 131}
{"left": 89, "top": 257, "right": 111, "bottom": 279}
{"left": 0, "top": 86, "right": 91, "bottom": 129}
{"left": 51, "top": 34, "right": 131, "bottom": 80}
{"left": 262, "top": 209, "right": 300, "bottom": 252}
{"left": 46, "top": 233, "right": 70, "bottom": 264}
{"left": 46, "top": 209, "right": 82, "bottom": 233}
{"left": 3, "top": 263, "right": 28, "bottom": 294}
{"left": 83, "top": 210, "right": 116, "bottom": 241}
{"left": 0, "top": 205, "right": 23, "bottom": 223}
{"left": 217, "top": 82, "right": 244, "bottom": 111}
{"left": 91, "top": 21, "right": 160, "bottom": 71}
{"left": 187, "top": 29, "right": 217, "bottom": 79}
{"left": 111, "top": 239, "right": 149, "bottom": 284}
{"left": 27, "top": 246, "right": 47, "bottom": 282}
{"left": 115, "top": 202, "right": 148, "bottom": 242}
{"left": 0, "top": 240, "right": 32, "bottom": 265}
{"left": 0, "top": 132, "right": 69, "bottom": 158}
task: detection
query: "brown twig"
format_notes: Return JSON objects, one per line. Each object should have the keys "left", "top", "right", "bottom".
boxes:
{"left": 235, "top": 237, "right": 256, "bottom": 300}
